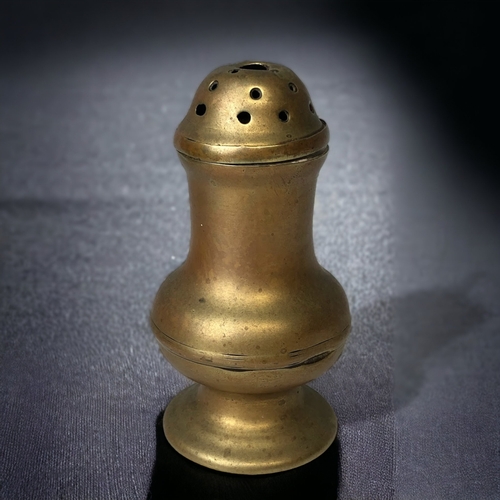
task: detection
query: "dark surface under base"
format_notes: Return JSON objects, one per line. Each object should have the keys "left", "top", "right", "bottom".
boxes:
{"left": 148, "top": 411, "right": 339, "bottom": 500}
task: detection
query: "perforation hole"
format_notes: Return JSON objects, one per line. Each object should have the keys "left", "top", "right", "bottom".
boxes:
{"left": 288, "top": 82, "right": 298, "bottom": 92}
{"left": 229, "top": 69, "right": 239, "bottom": 73}
{"left": 195, "top": 104, "right": 206, "bottom": 116}
{"left": 209, "top": 80, "right": 218, "bottom": 91}
{"left": 250, "top": 88, "right": 262, "bottom": 100}
{"left": 309, "top": 102, "right": 315, "bottom": 114}
{"left": 239, "top": 63, "right": 268, "bottom": 70}
{"left": 237, "top": 111, "right": 251, "bottom": 124}
{"left": 278, "top": 110, "right": 289, "bottom": 122}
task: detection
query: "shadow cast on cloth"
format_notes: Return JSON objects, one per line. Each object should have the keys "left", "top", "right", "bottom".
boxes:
{"left": 394, "top": 276, "right": 487, "bottom": 409}
{"left": 316, "top": 275, "right": 488, "bottom": 425}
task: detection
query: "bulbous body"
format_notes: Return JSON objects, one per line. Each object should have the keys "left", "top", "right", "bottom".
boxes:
{"left": 151, "top": 61, "right": 351, "bottom": 474}
{"left": 152, "top": 151, "right": 350, "bottom": 394}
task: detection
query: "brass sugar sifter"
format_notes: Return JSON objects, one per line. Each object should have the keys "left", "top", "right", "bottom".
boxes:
{"left": 151, "top": 61, "right": 351, "bottom": 474}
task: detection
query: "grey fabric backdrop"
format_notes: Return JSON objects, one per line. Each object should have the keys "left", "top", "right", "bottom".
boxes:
{"left": 1, "top": 4, "right": 499, "bottom": 499}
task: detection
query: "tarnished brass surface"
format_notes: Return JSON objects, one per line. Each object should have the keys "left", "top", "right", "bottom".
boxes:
{"left": 173, "top": 61, "right": 328, "bottom": 164}
{"left": 151, "top": 61, "right": 351, "bottom": 474}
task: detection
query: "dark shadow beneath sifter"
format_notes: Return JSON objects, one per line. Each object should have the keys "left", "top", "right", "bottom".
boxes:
{"left": 147, "top": 411, "right": 339, "bottom": 500}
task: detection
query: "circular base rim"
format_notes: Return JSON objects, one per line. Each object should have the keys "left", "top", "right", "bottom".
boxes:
{"left": 163, "top": 384, "right": 337, "bottom": 475}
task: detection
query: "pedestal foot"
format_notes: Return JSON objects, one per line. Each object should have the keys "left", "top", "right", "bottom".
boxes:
{"left": 163, "top": 383, "right": 337, "bottom": 475}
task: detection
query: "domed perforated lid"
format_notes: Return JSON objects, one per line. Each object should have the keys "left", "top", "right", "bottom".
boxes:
{"left": 174, "top": 61, "right": 329, "bottom": 164}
